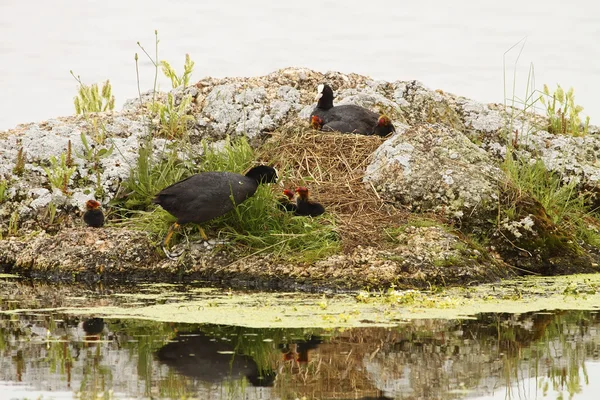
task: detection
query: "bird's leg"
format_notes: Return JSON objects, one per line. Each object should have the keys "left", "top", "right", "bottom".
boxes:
{"left": 162, "top": 223, "right": 185, "bottom": 260}
{"left": 198, "top": 226, "right": 208, "bottom": 241}
{"left": 163, "top": 222, "right": 180, "bottom": 248}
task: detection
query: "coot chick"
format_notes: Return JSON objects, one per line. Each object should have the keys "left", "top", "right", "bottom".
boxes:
{"left": 278, "top": 189, "right": 297, "bottom": 212}
{"left": 310, "top": 84, "right": 394, "bottom": 135}
{"left": 371, "top": 115, "right": 396, "bottom": 137}
{"left": 295, "top": 186, "right": 325, "bottom": 217}
{"left": 153, "top": 165, "right": 278, "bottom": 259}
{"left": 83, "top": 200, "right": 105, "bottom": 228}
{"left": 310, "top": 115, "right": 323, "bottom": 130}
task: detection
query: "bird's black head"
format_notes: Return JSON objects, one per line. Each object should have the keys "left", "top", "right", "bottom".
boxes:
{"left": 245, "top": 165, "right": 278, "bottom": 184}
{"left": 315, "top": 84, "right": 334, "bottom": 110}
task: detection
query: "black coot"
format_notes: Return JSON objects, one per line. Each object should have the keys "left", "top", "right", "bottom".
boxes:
{"left": 311, "top": 114, "right": 363, "bottom": 134}
{"left": 309, "top": 84, "right": 395, "bottom": 136}
{"left": 295, "top": 186, "right": 325, "bottom": 217}
{"left": 83, "top": 200, "right": 105, "bottom": 228}
{"left": 153, "top": 165, "right": 278, "bottom": 259}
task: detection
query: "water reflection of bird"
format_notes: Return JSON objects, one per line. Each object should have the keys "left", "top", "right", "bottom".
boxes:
{"left": 310, "top": 84, "right": 395, "bottom": 136}
{"left": 156, "top": 331, "right": 276, "bottom": 387}
{"left": 281, "top": 335, "right": 323, "bottom": 363}
{"left": 83, "top": 200, "right": 105, "bottom": 228}
{"left": 152, "top": 165, "right": 278, "bottom": 259}
{"left": 82, "top": 317, "right": 105, "bottom": 335}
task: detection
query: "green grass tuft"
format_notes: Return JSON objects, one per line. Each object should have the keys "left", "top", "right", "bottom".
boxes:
{"left": 503, "top": 152, "right": 600, "bottom": 247}
{"left": 119, "top": 136, "right": 339, "bottom": 262}
{"left": 210, "top": 184, "right": 340, "bottom": 262}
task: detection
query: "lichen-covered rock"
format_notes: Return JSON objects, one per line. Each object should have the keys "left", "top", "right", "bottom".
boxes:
{"left": 365, "top": 123, "right": 503, "bottom": 224}
{"left": 1, "top": 67, "right": 599, "bottom": 287}
{"left": 0, "top": 225, "right": 508, "bottom": 289}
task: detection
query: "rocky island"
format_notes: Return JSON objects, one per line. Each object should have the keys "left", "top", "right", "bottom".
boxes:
{"left": 1, "top": 67, "right": 598, "bottom": 289}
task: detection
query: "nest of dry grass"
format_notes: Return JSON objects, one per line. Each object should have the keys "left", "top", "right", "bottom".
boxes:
{"left": 258, "top": 124, "right": 408, "bottom": 251}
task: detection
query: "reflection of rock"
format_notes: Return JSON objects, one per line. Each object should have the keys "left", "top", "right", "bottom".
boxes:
{"left": 156, "top": 331, "right": 275, "bottom": 387}
{"left": 361, "top": 311, "right": 591, "bottom": 399}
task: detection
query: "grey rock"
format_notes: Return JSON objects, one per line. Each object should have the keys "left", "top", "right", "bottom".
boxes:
{"left": 365, "top": 123, "right": 503, "bottom": 222}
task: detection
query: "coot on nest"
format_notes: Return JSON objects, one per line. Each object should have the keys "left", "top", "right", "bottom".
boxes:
{"left": 83, "top": 200, "right": 105, "bottom": 228}
{"left": 311, "top": 115, "right": 356, "bottom": 134}
{"left": 295, "top": 186, "right": 325, "bottom": 217}
{"left": 153, "top": 165, "right": 278, "bottom": 259}
{"left": 310, "top": 84, "right": 395, "bottom": 136}
{"left": 311, "top": 113, "right": 395, "bottom": 137}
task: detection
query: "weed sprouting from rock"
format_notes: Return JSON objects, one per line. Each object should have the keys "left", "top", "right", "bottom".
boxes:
{"left": 77, "top": 120, "right": 114, "bottom": 199}
{"left": 70, "top": 71, "right": 115, "bottom": 114}
{"left": 8, "top": 211, "right": 19, "bottom": 236}
{"left": 539, "top": 84, "right": 590, "bottom": 136}
{"left": 161, "top": 54, "right": 195, "bottom": 88}
{"left": 0, "top": 180, "right": 7, "bottom": 204}
{"left": 136, "top": 31, "right": 196, "bottom": 139}
{"left": 149, "top": 92, "right": 195, "bottom": 139}
{"left": 43, "top": 152, "right": 77, "bottom": 195}
{"left": 13, "top": 143, "right": 26, "bottom": 176}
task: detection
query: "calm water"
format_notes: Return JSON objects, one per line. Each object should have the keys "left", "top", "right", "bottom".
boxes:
{"left": 1, "top": 279, "right": 600, "bottom": 399}
{"left": 0, "top": 1, "right": 598, "bottom": 131}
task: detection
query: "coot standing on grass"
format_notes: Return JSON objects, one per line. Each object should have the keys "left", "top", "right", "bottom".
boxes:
{"left": 83, "top": 200, "right": 105, "bottom": 228}
{"left": 153, "top": 165, "right": 278, "bottom": 259}
{"left": 310, "top": 84, "right": 395, "bottom": 136}
{"left": 295, "top": 186, "right": 325, "bottom": 217}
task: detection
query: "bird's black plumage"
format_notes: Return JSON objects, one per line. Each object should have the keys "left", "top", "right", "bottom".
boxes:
{"left": 83, "top": 200, "right": 105, "bottom": 228}
{"left": 310, "top": 84, "right": 394, "bottom": 136}
{"left": 295, "top": 187, "right": 325, "bottom": 217}
{"left": 153, "top": 166, "right": 278, "bottom": 225}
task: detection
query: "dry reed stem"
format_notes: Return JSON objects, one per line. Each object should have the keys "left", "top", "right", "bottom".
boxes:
{"left": 259, "top": 127, "right": 408, "bottom": 251}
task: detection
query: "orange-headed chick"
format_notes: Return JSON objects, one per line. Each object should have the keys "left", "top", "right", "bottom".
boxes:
{"left": 278, "top": 188, "right": 297, "bottom": 212}
{"left": 295, "top": 187, "right": 325, "bottom": 217}
{"left": 372, "top": 115, "right": 396, "bottom": 137}
{"left": 83, "top": 200, "right": 105, "bottom": 228}
{"left": 310, "top": 115, "right": 324, "bottom": 130}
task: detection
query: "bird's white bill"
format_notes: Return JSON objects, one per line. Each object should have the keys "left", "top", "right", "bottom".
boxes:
{"left": 315, "top": 84, "right": 324, "bottom": 101}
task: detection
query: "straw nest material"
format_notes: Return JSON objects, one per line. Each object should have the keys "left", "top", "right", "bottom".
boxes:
{"left": 258, "top": 124, "right": 409, "bottom": 251}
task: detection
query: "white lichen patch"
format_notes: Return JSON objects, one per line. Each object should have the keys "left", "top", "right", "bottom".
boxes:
{"left": 501, "top": 215, "right": 536, "bottom": 239}
{"left": 365, "top": 124, "right": 504, "bottom": 224}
